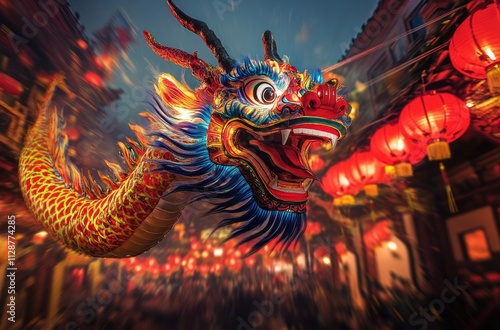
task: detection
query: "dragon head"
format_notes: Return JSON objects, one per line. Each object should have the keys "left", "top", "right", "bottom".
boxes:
{"left": 208, "top": 56, "right": 350, "bottom": 214}
{"left": 144, "top": 0, "right": 351, "bottom": 251}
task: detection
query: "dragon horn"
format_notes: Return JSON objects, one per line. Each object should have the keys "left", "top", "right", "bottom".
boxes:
{"left": 143, "top": 30, "right": 215, "bottom": 84}
{"left": 166, "top": 0, "right": 235, "bottom": 73}
{"left": 262, "top": 30, "right": 283, "bottom": 63}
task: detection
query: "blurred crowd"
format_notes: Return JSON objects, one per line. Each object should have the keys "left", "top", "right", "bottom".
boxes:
{"left": 53, "top": 264, "right": 355, "bottom": 330}
{"left": 48, "top": 261, "right": 475, "bottom": 330}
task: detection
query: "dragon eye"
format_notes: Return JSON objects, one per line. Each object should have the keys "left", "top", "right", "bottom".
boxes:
{"left": 244, "top": 79, "right": 277, "bottom": 105}
{"left": 255, "top": 83, "right": 276, "bottom": 104}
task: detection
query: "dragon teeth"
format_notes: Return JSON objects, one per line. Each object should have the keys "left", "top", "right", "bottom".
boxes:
{"left": 330, "top": 135, "right": 338, "bottom": 149}
{"left": 281, "top": 129, "right": 291, "bottom": 145}
{"left": 292, "top": 128, "right": 338, "bottom": 149}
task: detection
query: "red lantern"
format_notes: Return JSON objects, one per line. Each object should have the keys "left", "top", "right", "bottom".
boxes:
{"left": 372, "top": 220, "right": 392, "bottom": 244}
{"left": 305, "top": 221, "right": 321, "bottom": 236}
{"left": 225, "top": 256, "right": 243, "bottom": 272}
{"left": 190, "top": 240, "right": 201, "bottom": 251}
{"left": 335, "top": 241, "right": 348, "bottom": 257}
{"left": 449, "top": 3, "right": 500, "bottom": 94}
{"left": 370, "top": 122, "right": 426, "bottom": 178}
{"left": 19, "top": 50, "right": 34, "bottom": 69}
{"left": 167, "top": 254, "right": 182, "bottom": 272}
{"left": 236, "top": 243, "right": 251, "bottom": 256}
{"left": 408, "top": 146, "right": 427, "bottom": 166}
{"left": 363, "top": 220, "right": 392, "bottom": 249}
{"left": 65, "top": 126, "right": 81, "bottom": 141}
{"left": 308, "top": 154, "right": 325, "bottom": 173}
{"left": 323, "top": 161, "right": 361, "bottom": 206}
{"left": 77, "top": 39, "right": 88, "bottom": 50}
{"left": 183, "top": 253, "right": 197, "bottom": 273}
{"left": 84, "top": 71, "right": 104, "bottom": 88}
{"left": 147, "top": 257, "right": 157, "bottom": 267}
{"left": 211, "top": 262, "right": 222, "bottom": 274}
{"left": 313, "top": 246, "right": 329, "bottom": 260}
{"left": 363, "top": 232, "right": 377, "bottom": 250}
{"left": 399, "top": 92, "right": 470, "bottom": 161}
{"left": 71, "top": 268, "right": 85, "bottom": 288}
{"left": 198, "top": 264, "right": 210, "bottom": 276}
{"left": 244, "top": 256, "right": 256, "bottom": 267}
{"left": 345, "top": 150, "right": 386, "bottom": 197}
{"left": 0, "top": 73, "right": 23, "bottom": 96}
{"left": 162, "top": 263, "right": 173, "bottom": 274}
{"left": 151, "top": 266, "right": 160, "bottom": 277}
{"left": 33, "top": 231, "right": 48, "bottom": 244}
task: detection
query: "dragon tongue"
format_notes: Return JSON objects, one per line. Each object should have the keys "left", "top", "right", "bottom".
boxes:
{"left": 249, "top": 140, "right": 315, "bottom": 179}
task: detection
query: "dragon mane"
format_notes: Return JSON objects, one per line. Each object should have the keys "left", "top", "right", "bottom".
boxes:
{"left": 151, "top": 66, "right": 306, "bottom": 255}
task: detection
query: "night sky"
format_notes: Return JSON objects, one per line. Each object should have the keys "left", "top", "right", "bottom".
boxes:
{"left": 69, "top": 0, "right": 379, "bottom": 94}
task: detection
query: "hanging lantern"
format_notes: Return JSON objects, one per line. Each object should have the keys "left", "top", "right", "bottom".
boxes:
{"left": 183, "top": 253, "right": 197, "bottom": 274}
{"left": 167, "top": 254, "right": 182, "bottom": 272}
{"left": 305, "top": 221, "right": 322, "bottom": 237}
{"left": 77, "top": 39, "right": 88, "bottom": 50}
{"left": 408, "top": 146, "right": 427, "bottom": 166}
{"left": 371, "top": 220, "right": 392, "bottom": 244}
{"left": 313, "top": 246, "right": 329, "bottom": 260}
{"left": 225, "top": 255, "right": 243, "bottom": 272}
{"left": 363, "top": 232, "right": 378, "bottom": 250}
{"left": 0, "top": 73, "right": 23, "bottom": 96}
{"left": 363, "top": 220, "right": 392, "bottom": 249}
{"left": 308, "top": 154, "right": 325, "bottom": 173}
{"left": 370, "top": 122, "right": 426, "bottom": 178}
{"left": 84, "top": 71, "right": 104, "bottom": 88}
{"left": 211, "top": 261, "right": 222, "bottom": 274}
{"left": 162, "top": 263, "right": 173, "bottom": 274}
{"left": 335, "top": 241, "right": 348, "bottom": 258}
{"left": 399, "top": 92, "right": 470, "bottom": 213}
{"left": 198, "top": 264, "right": 210, "bottom": 276}
{"left": 245, "top": 256, "right": 256, "bottom": 267}
{"left": 345, "top": 150, "right": 386, "bottom": 197}
{"left": 323, "top": 161, "right": 361, "bottom": 206}
{"left": 449, "top": 3, "right": 500, "bottom": 94}
{"left": 19, "top": 50, "right": 34, "bottom": 69}
{"left": 399, "top": 92, "right": 470, "bottom": 161}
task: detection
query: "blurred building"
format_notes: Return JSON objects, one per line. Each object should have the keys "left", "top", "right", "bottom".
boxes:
{"left": 0, "top": 1, "right": 123, "bottom": 178}
{"left": 312, "top": 0, "right": 500, "bottom": 326}
{"left": 0, "top": 1, "right": 127, "bottom": 328}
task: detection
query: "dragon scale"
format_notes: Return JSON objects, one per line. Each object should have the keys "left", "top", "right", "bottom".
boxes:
{"left": 19, "top": 75, "right": 185, "bottom": 257}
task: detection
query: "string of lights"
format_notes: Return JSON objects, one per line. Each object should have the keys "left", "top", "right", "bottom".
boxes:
{"left": 322, "top": 3, "right": 468, "bottom": 73}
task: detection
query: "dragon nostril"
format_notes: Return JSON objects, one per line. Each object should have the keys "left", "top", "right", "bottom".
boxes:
{"left": 301, "top": 91, "right": 321, "bottom": 110}
{"left": 334, "top": 99, "right": 348, "bottom": 116}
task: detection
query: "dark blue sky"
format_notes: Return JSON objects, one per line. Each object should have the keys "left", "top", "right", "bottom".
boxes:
{"left": 71, "top": 0, "right": 378, "bottom": 75}
{"left": 69, "top": 0, "right": 379, "bottom": 118}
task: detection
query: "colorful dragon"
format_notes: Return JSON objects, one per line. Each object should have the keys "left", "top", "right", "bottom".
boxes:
{"left": 18, "top": 0, "right": 351, "bottom": 257}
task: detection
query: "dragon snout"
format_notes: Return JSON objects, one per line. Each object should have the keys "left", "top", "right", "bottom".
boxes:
{"left": 301, "top": 84, "right": 348, "bottom": 118}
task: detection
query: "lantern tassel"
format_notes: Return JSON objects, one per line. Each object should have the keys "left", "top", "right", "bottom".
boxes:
{"left": 439, "top": 162, "right": 458, "bottom": 213}
{"left": 395, "top": 162, "right": 413, "bottom": 178}
{"left": 427, "top": 141, "right": 451, "bottom": 161}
